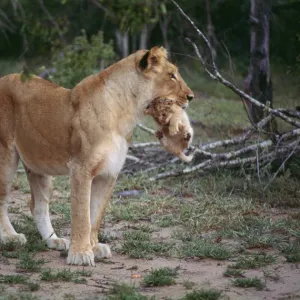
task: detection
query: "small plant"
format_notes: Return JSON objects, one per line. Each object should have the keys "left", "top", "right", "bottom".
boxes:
{"left": 142, "top": 267, "right": 178, "bottom": 287}
{"left": 119, "top": 230, "right": 172, "bottom": 259}
{"left": 182, "top": 280, "right": 196, "bottom": 290}
{"left": 51, "top": 30, "right": 115, "bottom": 88}
{"left": 16, "top": 252, "right": 47, "bottom": 272}
{"left": 223, "top": 268, "right": 244, "bottom": 278}
{"left": 0, "top": 274, "right": 28, "bottom": 284}
{"left": 281, "top": 242, "right": 300, "bottom": 262}
{"left": 232, "top": 277, "right": 265, "bottom": 290}
{"left": 12, "top": 215, "right": 47, "bottom": 253}
{"left": 181, "top": 239, "right": 232, "bottom": 260}
{"left": 40, "top": 268, "right": 90, "bottom": 283}
{"left": 181, "top": 289, "right": 222, "bottom": 300}
{"left": 108, "top": 283, "right": 152, "bottom": 300}
{"left": 230, "top": 253, "right": 276, "bottom": 269}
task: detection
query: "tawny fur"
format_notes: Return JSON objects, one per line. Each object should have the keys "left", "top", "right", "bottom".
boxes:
{"left": 0, "top": 46, "right": 194, "bottom": 266}
{"left": 144, "top": 98, "right": 194, "bottom": 163}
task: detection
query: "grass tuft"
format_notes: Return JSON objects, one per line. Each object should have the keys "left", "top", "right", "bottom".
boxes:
{"left": 0, "top": 274, "right": 28, "bottom": 284}
{"left": 230, "top": 252, "right": 276, "bottom": 269}
{"left": 142, "top": 267, "right": 178, "bottom": 287}
{"left": 223, "top": 268, "right": 245, "bottom": 278}
{"left": 119, "top": 230, "right": 173, "bottom": 259}
{"left": 232, "top": 277, "right": 265, "bottom": 290}
{"left": 181, "top": 289, "right": 222, "bottom": 300}
{"left": 40, "top": 268, "right": 91, "bottom": 283}
{"left": 108, "top": 283, "right": 153, "bottom": 300}
{"left": 181, "top": 239, "right": 233, "bottom": 260}
{"left": 16, "top": 253, "right": 47, "bottom": 272}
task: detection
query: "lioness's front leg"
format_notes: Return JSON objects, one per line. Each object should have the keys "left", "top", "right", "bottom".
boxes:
{"left": 67, "top": 164, "right": 94, "bottom": 266}
{"left": 90, "top": 175, "right": 116, "bottom": 260}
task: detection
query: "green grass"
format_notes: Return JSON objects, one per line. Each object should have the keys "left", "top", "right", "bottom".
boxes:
{"left": 180, "top": 289, "right": 222, "bottom": 300}
{"left": 223, "top": 268, "right": 245, "bottom": 278}
{"left": 0, "top": 293, "right": 40, "bottom": 300}
{"left": 230, "top": 252, "right": 276, "bottom": 269}
{"left": 180, "top": 238, "right": 233, "bottom": 260}
{"left": 0, "top": 275, "right": 28, "bottom": 284}
{"left": 40, "top": 268, "right": 91, "bottom": 284}
{"left": 142, "top": 267, "right": 178, "bottom": 287}
{"left": 119, "top": 230, "right": 173, "bottom": 259}
{"left": 12, "top": 215, "right": 47, "bottom": 253}
{"left": 16, "top": 253, "right": 47, "bottom": 272}
{"left": 281, "top": 242, "right": 300, "bottom": 262}
{"left": 107, "top": 283, "right": 154, "bottom": 300}
{"left": 232, "top": 277, "right": 265, "bottom": 290}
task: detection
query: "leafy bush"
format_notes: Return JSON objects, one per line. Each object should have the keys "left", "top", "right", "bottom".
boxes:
{"left": 51, "top": 30, "right": 115, "bottom": 88}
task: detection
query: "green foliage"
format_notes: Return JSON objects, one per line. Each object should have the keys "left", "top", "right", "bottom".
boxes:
{"left": 100, "top": 0, "right": 159, "bottom": 33}
{"left": 181, "top": 289, "right": 222, "bottom": 300}
{"left": 51, "top": 30, "right": 115, "bottom": 88}
{"left": 142, "top": 267, "right": 178, "bottom": 287}
{"left": 108, "top": 283, "right": 153, "bottom": 300}
{"left": 232, "top": 277, "right": 265, "bottom": 290}
{"left": 40, "top": 268, "right": 91, "bottom": 283}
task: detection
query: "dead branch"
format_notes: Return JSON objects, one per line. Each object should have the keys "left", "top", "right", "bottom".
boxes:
{"left": 123, "top": 1, "right": 300, "bottom": 182}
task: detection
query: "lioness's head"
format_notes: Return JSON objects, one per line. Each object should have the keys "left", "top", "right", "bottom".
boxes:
{"left": 137, "top": 46, "right": 194, "bottom": 108}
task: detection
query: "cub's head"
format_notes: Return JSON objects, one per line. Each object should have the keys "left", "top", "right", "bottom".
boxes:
{"left": 137, "top": 46, "right": 194, "bottom": 108}
{"left": 144, "top": 98, "right": 174, "bottom": 126}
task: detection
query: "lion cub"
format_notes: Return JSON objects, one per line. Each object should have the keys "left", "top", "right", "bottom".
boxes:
{"left": 144, "top": 98, "right": 194, "bottom": 163}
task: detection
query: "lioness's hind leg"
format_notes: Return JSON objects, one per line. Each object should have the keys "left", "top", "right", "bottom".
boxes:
{"left": 25, "top": 169, "right": 69, "bottom": 250}
{"left": 0, "top": 147, "right": 27, "bottom": 245}
{"left": 90, "top": 175, "right": 116, "bottom": 260}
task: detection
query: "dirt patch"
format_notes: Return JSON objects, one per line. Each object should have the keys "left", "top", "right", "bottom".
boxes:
{"left": 2, "top": 184, "right": 300, "bottom": 300}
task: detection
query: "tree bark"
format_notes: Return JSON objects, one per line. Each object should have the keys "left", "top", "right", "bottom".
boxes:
{"left": 204, "top": 0, "right": 217, "bottom": 61}
{"left": 159, "top": 16, "right": 170, "bottom": 54}
{"left": 139, "top": 25, "right": 148, "bottom": 50}
{"left": 115, "top": 29, "right": 129, "bottom": 58}
{"left": 244, "top": 0, "right": 273, "bottom": 124}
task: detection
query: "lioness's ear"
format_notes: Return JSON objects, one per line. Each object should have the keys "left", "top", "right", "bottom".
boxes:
{"left": 139, "top": 46, "right": 168, "bottom": 72}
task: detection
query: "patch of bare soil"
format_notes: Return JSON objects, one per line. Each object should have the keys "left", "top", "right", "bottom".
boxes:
{"left": 1, "top": 191, "right": 300, "bottom": 300}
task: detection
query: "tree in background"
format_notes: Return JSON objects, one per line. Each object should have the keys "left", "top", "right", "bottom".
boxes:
{"left": 244, "top": 0, "right": 273, "bottom": 124}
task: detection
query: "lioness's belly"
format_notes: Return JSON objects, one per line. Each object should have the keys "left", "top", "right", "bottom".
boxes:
{"left": 15, "top": 110, "right": 71, "bottom": 176}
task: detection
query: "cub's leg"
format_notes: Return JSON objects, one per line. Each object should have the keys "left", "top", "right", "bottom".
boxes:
{"left": 25, "top": 168, "right": 69, "bottom": 250}
{"left": 90, "top": 175, "right": 116, "bottom": 260}
{"left": 67, "top": 164, "right": 94, "bottom": 266}
{"left": 0, "top": 147, "right": 27, "bottom": 244}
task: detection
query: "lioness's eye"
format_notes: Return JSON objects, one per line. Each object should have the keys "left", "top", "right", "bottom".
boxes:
{"left": 170, "top": 73, "right": 176, "bottom": 80}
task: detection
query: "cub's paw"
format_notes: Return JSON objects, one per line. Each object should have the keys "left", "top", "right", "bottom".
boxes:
{"left": 155, "top": 130, "right": 164, "bottom": 140}
{"left": 93, "top": 243, "right": 112, "bottom": 260}
{"left": 47, "top": 238, "right": 70, "bottom": 251}
{"left": 169, "top": 126, "right": 179, "bottom": 136}
{"left": 67, "top": 248, "right": 95, "bottom": 266}
{"left": 184, "top": 132, "right": 192, "bottom": 141}
{"left": 1, "top": 233, "right": 27, "bottom": 246}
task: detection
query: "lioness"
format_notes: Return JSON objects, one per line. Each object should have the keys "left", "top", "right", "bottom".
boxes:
{"left": 144, "top": 98, "right": 194, "bottom": 162}
{"left": 0, "top": 46, "right": 193, "bottom": 266}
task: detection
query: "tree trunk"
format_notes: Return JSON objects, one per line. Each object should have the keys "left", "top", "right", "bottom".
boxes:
{"left": 115, "top": 30, "right": 129, "bottom": 58}
{"left": 159, "top": 16, "right": 170, "bottom": 54}
{"left": 139, "top": 25, "right": 148, "bottom": 50}
{"left": 205, "top": 0, "right": 217, "bottom": 61}
{"left": 244, "top": 0, "right": 273, "bottom": 124}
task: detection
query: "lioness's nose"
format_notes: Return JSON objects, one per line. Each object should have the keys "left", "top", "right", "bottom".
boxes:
{"left": 187, "top": 94, "right": 194, "bottom": 102}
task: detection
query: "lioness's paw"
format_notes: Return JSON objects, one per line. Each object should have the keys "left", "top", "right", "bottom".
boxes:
{"left": 67, "top": 249, "right": 95, "bottom": 266}
{"left": 1, "top": 233, "right": 27, "bottom": 246}
{"left": 47, "top": 238, "right": 70, "bottom": 251}
{"left": 93, "top": 243, "right": 112, "bottom": 260}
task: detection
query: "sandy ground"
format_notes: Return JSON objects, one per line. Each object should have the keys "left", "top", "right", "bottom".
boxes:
{"left": 1, "top": 190, "right": 300, "bottom": 300}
